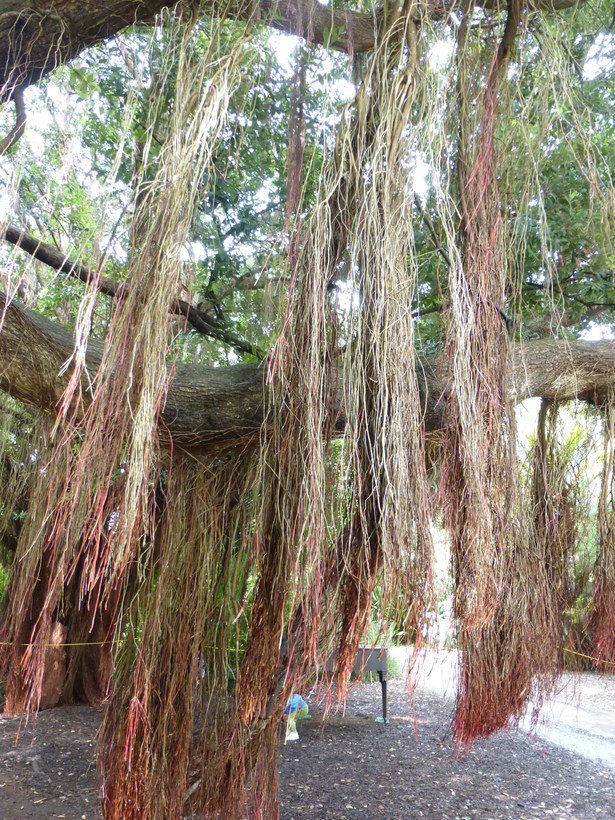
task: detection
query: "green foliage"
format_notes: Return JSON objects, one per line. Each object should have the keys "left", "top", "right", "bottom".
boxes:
{"left": 0, "top": 560, "right": 9, "bottom": 603}
{"left": 1, "top": 22, "right": 357, "bottom": 362}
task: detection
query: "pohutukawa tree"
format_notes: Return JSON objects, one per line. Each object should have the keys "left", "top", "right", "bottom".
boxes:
{"left": 0, "top": 0, "right": 613, "bottom": 817}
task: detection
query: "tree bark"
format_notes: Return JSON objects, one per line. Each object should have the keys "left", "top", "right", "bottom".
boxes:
{"left": 2, "top": 548, "right": 118, "bottom": 713}
{"left": 0, "top": 0, "right": 377, "bottom": 101}
{"left": 0, "top": 294, "right": 613, "bottom": 454}
{"left": 0, "top": 0, "right": 585, "bottom": 102}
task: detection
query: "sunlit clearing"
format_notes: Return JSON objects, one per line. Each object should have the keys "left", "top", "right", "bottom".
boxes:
{"left": 581, "top": 322, "right": 615, "bottom": 340}
{"left": 584, "top": 33, "right": 615, "bottom": 81}
{"left": 428, "top": 39, "right": 454, "bottom": 71}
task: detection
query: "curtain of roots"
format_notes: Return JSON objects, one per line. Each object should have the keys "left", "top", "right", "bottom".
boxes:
{"left": 442, "top": 1, "right": 559, "bottom": 741}
{"left": 590, "top": 393, "right": 615, "bottom": 669}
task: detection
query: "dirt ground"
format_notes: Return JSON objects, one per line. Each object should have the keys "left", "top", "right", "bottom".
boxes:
{"left": 0, "top": 678, "right": 614, "bottom": 819}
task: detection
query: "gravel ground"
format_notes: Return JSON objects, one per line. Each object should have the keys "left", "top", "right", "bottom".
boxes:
{"left": 0, "top": 666, "right": 613, "bottom": 818}
{"left": 278, "top": 678, "right": 615, "bottom": 819}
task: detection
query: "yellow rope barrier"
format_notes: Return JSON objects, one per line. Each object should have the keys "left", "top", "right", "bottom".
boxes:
{"left": 0, "top": 642, "right": 611, "bottom": 667}
{"left": 0, "top": 640, "right": 222, "bottom": 649}
{"left": 563, "top": 647, "right": 615, "bottom": 668}
{"left": 0, "top": 640, "right": 117, "bottom": 647}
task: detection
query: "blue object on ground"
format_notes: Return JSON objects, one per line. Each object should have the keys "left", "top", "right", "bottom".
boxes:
{"left": 284, "top": 694, "right": 307, "bottom": 715}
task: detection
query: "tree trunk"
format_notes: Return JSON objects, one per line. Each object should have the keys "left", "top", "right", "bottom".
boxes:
{"left": 61, "top": 583, "right": 117, "bottom": 708}
{"left": 2, "top": 549, "right": 116, "bottom": 713}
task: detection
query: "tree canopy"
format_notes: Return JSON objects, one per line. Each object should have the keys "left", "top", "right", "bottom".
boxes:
{"left": 0, "top": 0, "right": 614, "bottom": 817}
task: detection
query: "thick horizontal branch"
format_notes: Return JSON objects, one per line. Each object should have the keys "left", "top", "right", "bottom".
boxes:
{"left": 2, "top": 224, "right": 126, "bottom": 299}
{"left": 0, "top": 0, "right": 584, "bottom": 101}
{"left": 0, "top": 294, "right": 613, "bottom": 454}
{"left": 0, "top": 0, "right": 375, "bottom": 99}
{"left": 1, "top": 224, "right": 261, "bottom": 357}
{"left": 0, "top": 292, "right": 269, "bottom": 452}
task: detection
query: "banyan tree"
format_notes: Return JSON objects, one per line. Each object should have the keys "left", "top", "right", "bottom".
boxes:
{"left": 0, "top": 0, "right": 614, "bottom": 816}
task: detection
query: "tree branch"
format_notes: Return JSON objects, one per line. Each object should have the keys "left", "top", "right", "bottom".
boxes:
{"left": 0, "top": 0, "right": 586, "bottom": 102}
{"left": 414, "top": 195, "right": 451, "bottom": 267}
{"left": 1, "top": 224, "right": 262, "bottom": 358}
{"left": 523, "top": 279, "right": 615, "bottom": 328}
{"left": 0, "top": 294, "right": 613, "bottom": 455}
{"left": 0, "top": 87, "right": 25, "bottom": 154}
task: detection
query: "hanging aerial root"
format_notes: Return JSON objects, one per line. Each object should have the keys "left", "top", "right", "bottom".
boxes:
{"left": 0, "top": 413, "right": 71, "bottom": 713}
{"left": 590, "top": 394, "right": 615, "bottom": 670}
{"left": 444, "top": 0, "right": 615, "bottom": 732}
{"left": 0, "top": 7, "right": 254, "bottom": 721}
{"left": 441, "top": 0, "right": 560, "bottom": 740}
{"left": 100, "top": 451, "right": 257, "bottom": 819}
{"left": 591, "top": 581, "right": 615, "bottom": 670}
{"left": 235, "top": 10, "right": 435, "bottom": 806}
{"left": 529, "top": 401, "right": 577, "bottom": 671}
{"left": 330, "top": 2, "right": 434, "bottom": 691}
{"left": 454, "top": 620, "right": 529, "bottom": 740}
